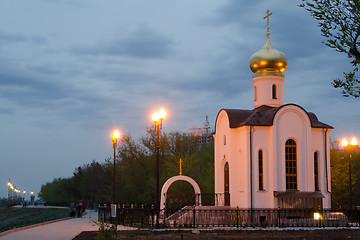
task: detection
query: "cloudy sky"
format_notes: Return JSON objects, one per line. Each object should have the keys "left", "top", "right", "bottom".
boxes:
{"left": 1, "top": 0, "right": 359, "bottom": 199}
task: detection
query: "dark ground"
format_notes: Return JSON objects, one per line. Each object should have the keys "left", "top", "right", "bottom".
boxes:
{"left": 73, "top": 229, "right": 360, "bottom": 239}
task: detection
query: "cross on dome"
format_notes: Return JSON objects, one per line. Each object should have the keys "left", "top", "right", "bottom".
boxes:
{"left": 264, "top": 10, "right": 272, "bottom": 36}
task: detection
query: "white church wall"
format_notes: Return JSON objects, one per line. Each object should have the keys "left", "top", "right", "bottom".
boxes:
{"left": 252, "top": 126, "right": 275, "bottom": 208}
{"left": 214, "top": 110, "right": 229, "bottom": 201}
{"left": 273, "top": 105, "right": 312, "bottom": 192}
{"left": 311, "top": 128, "right": 332, "bottom": 208}
{"left": 311, "top": 129, "right": 324, "bottom": 192}
{"left": 228, "top": 126, "right": 239, "bottom": 207}
{"left": 324, "top": 129, "right": 332, "bottom": 208}
{"left": 214, "top": 110, "right": 252, "bottom": 208}
{"left": 253, "top": 75, "right": 284, "bottom": 108}
{"left": 234, "top": 126, "right": 250, "bottom": 208}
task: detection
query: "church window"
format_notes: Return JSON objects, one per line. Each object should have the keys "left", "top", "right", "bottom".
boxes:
{"left": 254, "top": 86, "right": 257, "bottom": 101}
{"left": 285, "top": 139, "right": 297, "bottom": 190}
{"left": 314, "top": 151, "right": 319, "bottom": 191}
{"left": 258, "top": 150, "right": 264, "bottom": 190}
{"left": 224, "top": 162, "right": 230, "bottom": 206}
{"left": 272, "top": 84, "right": 277, "bottom": 99}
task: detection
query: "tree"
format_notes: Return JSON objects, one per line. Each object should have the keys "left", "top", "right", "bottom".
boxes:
{"left": 300, "top": 0, "right": 360, "bottom": 98}
{"left": 115, "top": 130, "right": 214, "bottom": 205}
{"left": 39, "top": 178, "right": 72, "bottom": 205}
{"left": 330, "top": 138, "right": 360, "bottom": 209}
{"left": 116, "top": 133, "right": 155, "bottom": 203}
{"left": 330, "top": 139, "right": 349, "bottom": 209}
{"left": 38, "top": 130, "right": 215, "bottom": 206}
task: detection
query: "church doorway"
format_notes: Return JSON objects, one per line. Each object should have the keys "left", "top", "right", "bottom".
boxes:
{"left": 224, "top": 162, "right": 230, "bottom": 206}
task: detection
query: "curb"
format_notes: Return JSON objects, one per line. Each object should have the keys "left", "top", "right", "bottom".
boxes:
{"left": 0, "top": 217, "right": 72, "bottom": 237}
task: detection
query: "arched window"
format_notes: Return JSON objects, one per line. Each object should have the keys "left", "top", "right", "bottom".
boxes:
{"left": 258, "top": 150, "right": 264, "bottom": 190}
{"left": 254, "top": 86, "right": 257, "bottom": 101}
{"left": 314, "top": 152, "right": 319, "bottom": 191}
{"left": 272, "top": 84, "right": 277, "bottom": 99}
{"left": 285, "top": 139, "right": 297, "bottom": 190}
{"left": 224, "top": 162, "right": 230, "bottom": 206}
{"left": 223, "top": 135, "right": 226, "bottom": 145}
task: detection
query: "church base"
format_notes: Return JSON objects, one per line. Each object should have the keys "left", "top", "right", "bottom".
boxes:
{"left": 162, "top": 206, "right": 347, "bottom": 228}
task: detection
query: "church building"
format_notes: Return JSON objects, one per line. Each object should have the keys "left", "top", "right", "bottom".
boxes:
{"left": 213, "top": 13, "right": 333, "bottom": 210}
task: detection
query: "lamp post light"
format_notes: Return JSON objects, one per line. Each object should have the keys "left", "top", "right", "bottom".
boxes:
{"left": 152, "top": 108, "right": 166, "bottom": 228}
{"left": 7, "top": 180, "right": 13, "bottom": 207}
{"left": 14, "top": 188, "right": 19, "bottom": 203}
{"left": 342, "top": 137, "right": 358, "bottom": 209}
{"left": 23, "top": 190, "right": 26, "bottom": 201}
{"left": 30, "top": 191, "right": 34, "bottom": 203}
{"left": 111, "top": 130, "right": 120, "bottom": 204}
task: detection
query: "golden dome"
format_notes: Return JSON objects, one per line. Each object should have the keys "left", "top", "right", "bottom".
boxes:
{"left": 249, "top": 36, "right": 287, "bottom": 74}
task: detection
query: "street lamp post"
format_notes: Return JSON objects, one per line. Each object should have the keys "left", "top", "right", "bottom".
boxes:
{"left": 342, "top": 137, "right": 358, "bottom": 209}
{"left": 30, "top": 191, "right": 34, "bottom": 203}
{"left": 152, "top": 108, "right": 166, "bottom": 228}
{"left": 7, "top": 180, "right": 13, "bottom": 207}
{"left": 111, "top": 130, "right": 120, "bottom": 204}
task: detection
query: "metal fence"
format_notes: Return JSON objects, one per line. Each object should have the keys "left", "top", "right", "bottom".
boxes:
{"left": 97, "top": 204, "right": 360, "bottom": 228}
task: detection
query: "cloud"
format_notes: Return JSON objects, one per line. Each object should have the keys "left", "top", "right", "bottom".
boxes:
{"left": 0, "top": 69, "right": 67, "bottom": 105}
{"left": 0, "top": 59, "right": 117, "bottom": 128}
{"left": 0, "top": 31, "right": 46, "bottom": 45}
{"left": 0, "top": 106, "right": 13, "bottom": 114}
{"left": 70, "top": 27, "right": 176, "bottom": 59}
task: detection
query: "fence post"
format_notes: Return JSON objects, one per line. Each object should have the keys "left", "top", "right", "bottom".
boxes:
{"left": 104, "top": 204, "right": 107, "bottom": 222}
{"left": 98, "top": 204, "right": 101, "bottom": 221}
{"left": 277, "top": 207, "right": 281, "bottom": 228}
{"left": 193, "top": 205, "right": 196, "bottom": 228}
{"left": 130, "top": 204, "right": 134, "bottom": 227}
{"left": 236, "top": 207, "right": 239, "bottom": 228}
{"left": 116, "top": 204, "right": 121, "bottom": 225}
{"left": 151, "top": 205, "right": 155, "bottom": 228}
{"left": 141, "top": 204, "right": 144, "bottom": 228}
{"left": 122, "top": 204, "right": 125, "bottom": 226}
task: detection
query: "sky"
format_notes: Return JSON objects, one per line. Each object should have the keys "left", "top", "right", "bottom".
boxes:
{"left": 1, "top": 0, "right": 359, "bottom": 199}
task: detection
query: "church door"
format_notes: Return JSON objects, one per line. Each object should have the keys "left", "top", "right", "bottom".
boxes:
{"left": 224, "top": 162, "right": 230, "bottom": 206}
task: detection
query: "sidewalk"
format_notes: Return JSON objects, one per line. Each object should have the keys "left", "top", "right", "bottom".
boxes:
{"left": 0, "top": 210, "right": 136, "bottom": 240}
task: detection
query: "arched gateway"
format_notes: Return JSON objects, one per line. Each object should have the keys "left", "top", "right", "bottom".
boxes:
{"left": 160, "top": 175, "right": 202, "bottom": 210}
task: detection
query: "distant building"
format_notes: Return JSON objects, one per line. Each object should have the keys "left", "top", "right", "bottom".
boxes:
{"left": 188, "top": 116, "right": 214, "bottom": 145}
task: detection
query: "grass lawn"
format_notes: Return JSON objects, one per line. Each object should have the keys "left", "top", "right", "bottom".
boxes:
{"left": 0, "top": 207, "right": 69, "bottom": 233}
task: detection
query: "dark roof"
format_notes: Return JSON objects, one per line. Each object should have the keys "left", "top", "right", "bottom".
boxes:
{"left": 220, "top": 104, "right": 333, "bottom": 129}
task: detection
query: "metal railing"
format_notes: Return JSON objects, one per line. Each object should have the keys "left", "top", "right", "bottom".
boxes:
{"left": 98, "top": 204, "right": 358, "bottom": 228}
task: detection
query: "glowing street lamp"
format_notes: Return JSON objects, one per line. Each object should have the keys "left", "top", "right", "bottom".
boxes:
{"left": 30, "top": 191, "right": 34, "bottom": 203}
{"left": 152, "top": 108, "right": 166, "bottom": 228}
{"left": 342, "top": 137, "right": 359, "bottom": 209}
{"left": 313, "top": 212, "right": 321, "bottom": 220}
{"left": 7, "top": 180, "right": 13, "bottom": 207}
{"left": 111, "top": 130, "right": 120, "bottom": 204}
{"left": 23, "top": 190, "right": 26, "bottom": 201}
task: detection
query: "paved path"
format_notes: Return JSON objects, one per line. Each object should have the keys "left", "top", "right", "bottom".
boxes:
{"left": 1, "top": 210, "right": 136, "bottom": 240}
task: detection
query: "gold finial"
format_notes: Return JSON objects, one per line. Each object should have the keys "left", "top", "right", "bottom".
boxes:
{"left": 179, "top": 158, "right": 183, "bottom": 175}
{"left": 264, "top": 9, "right": 272, "bottom": 36}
